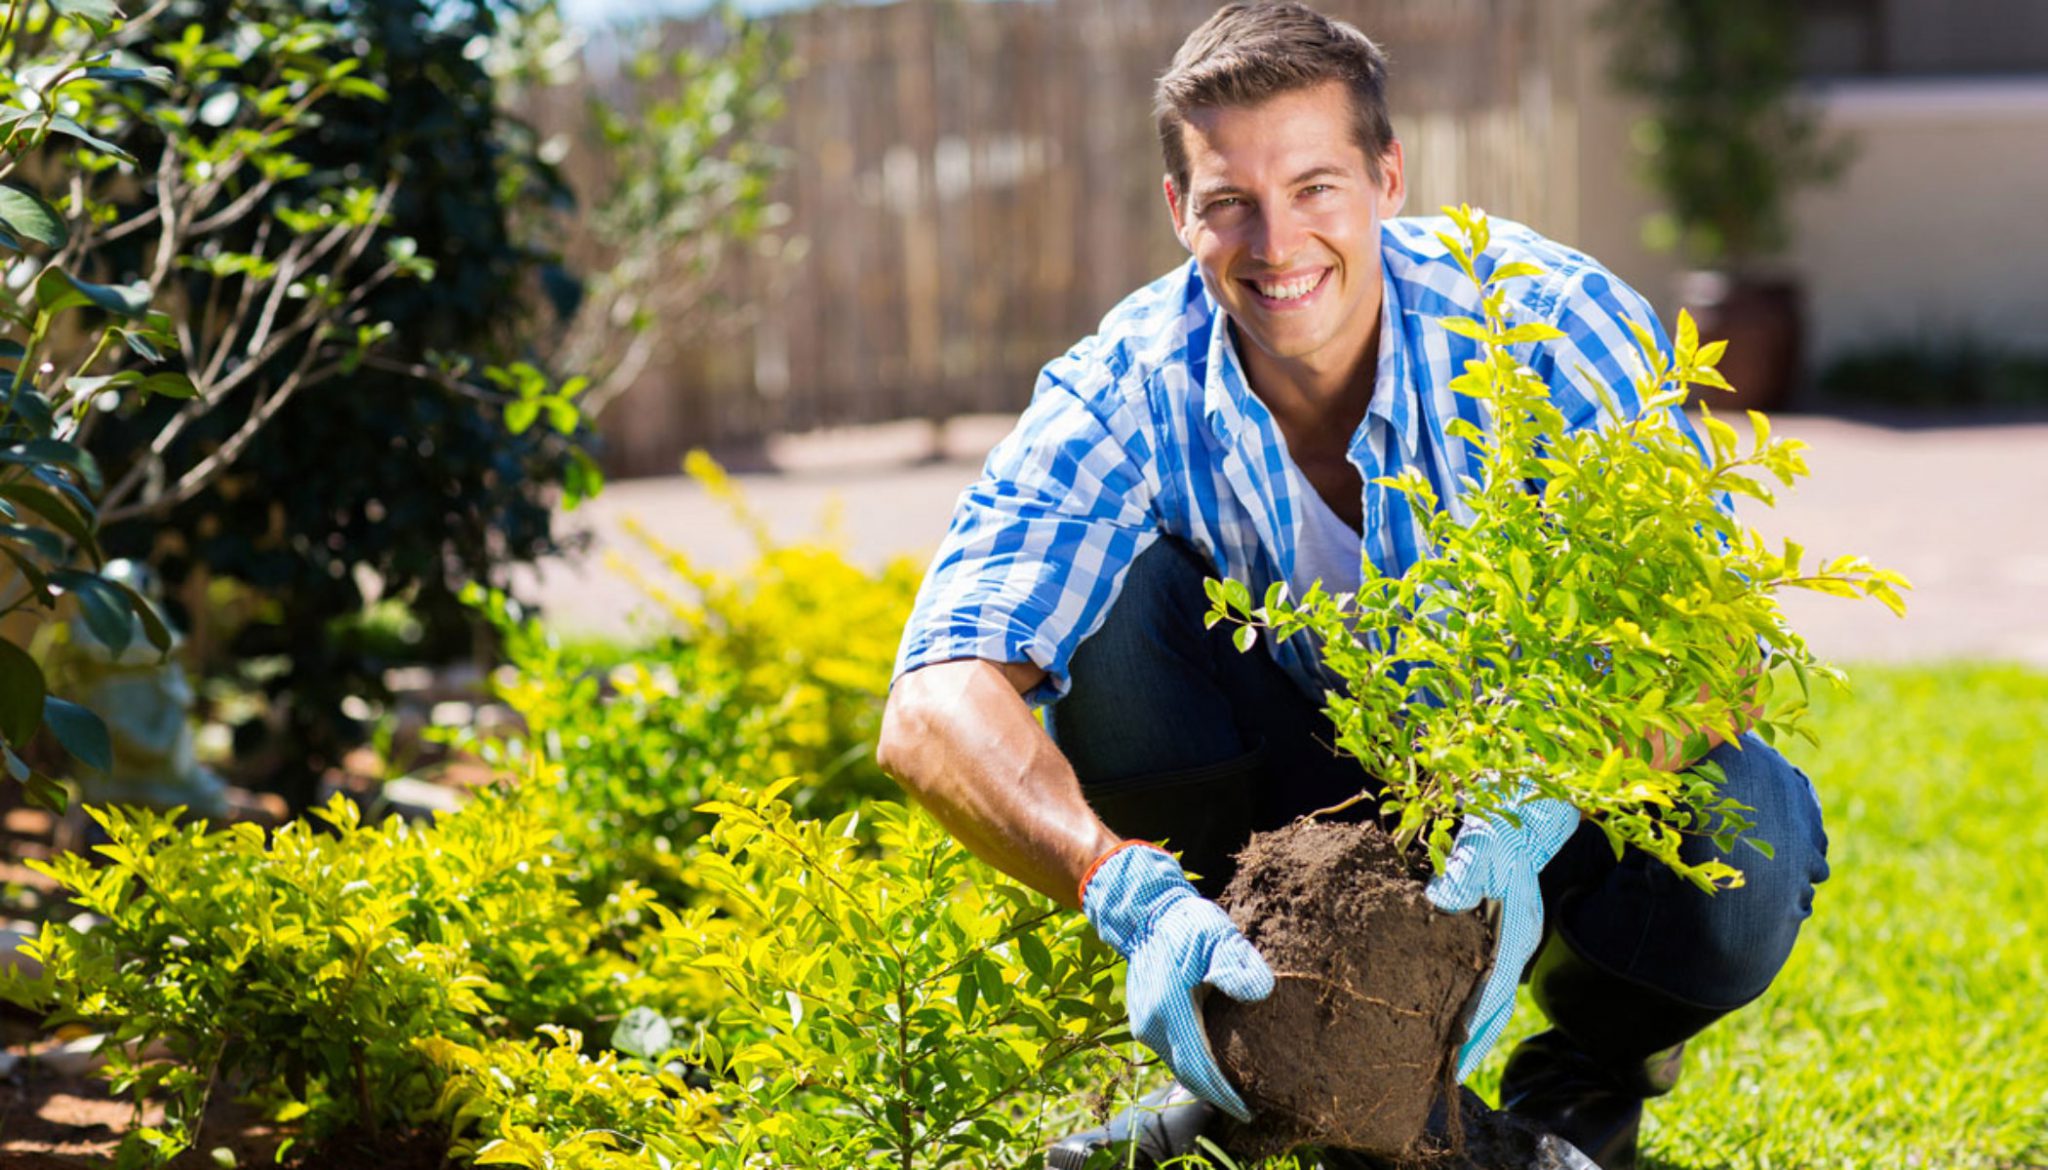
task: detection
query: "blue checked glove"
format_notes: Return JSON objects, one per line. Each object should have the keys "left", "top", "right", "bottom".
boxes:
{"left": 1082, "top": 843, "right": 1274, "bottom": 1121}
{"left": 1424, "top": 794, "right": 1580, "bottom": 1081}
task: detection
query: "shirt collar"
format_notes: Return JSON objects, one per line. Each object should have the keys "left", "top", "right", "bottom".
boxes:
{"left": 1360, "top": 250, "right": 1421, "bottom": 461}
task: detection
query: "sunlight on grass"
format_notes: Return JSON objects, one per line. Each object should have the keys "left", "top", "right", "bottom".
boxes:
{"left": 1472, "top": 663, "right": 2048, "bottom": 1169}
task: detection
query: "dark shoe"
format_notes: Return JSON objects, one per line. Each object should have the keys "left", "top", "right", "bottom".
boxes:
{"left": 1499, "top": 934, "right": 1730, "bottom": 1170}
{"left": 1046, "top": 1083, "right": 1215, "bottom": 1170}
{"left": 1498, "top": 1030, "right": 1681, "bottom": 1169}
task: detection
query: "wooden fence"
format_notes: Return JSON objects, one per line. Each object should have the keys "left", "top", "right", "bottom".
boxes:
{"left": 563, "top": 0, "right": 1582, "bottom": 477}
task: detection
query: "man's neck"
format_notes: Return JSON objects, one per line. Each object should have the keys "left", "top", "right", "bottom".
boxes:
{"left": 1234, "top": 316, "right": 1380, "bottom": 446}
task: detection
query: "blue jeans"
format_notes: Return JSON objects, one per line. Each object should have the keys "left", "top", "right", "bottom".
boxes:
{"left": 1049, "top": 538, "right": 1830, "bottom": 1015}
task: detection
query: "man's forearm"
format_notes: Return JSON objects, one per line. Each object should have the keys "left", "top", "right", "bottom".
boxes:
{"left": 877, "top": 658, "right": 1122, "bottom": 909}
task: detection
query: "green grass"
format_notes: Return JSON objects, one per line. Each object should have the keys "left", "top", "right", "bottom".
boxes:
{"left": 1473, "top": 663, "right": 2048, "bottom": 1169}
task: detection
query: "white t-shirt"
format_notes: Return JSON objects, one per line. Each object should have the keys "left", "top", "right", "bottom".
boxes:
{"left": 1281, "top": 444, "right": 1363, "bottom": 601}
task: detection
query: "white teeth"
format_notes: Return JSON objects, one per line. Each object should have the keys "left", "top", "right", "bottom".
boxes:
{"left": 1255, "top": 272, "right": 1322, "bottom": 301}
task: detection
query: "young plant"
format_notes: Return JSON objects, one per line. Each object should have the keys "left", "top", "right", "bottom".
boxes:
{"left": 1211, "top": 205, "right": 1907, "bottom": 890}
{"left": 636, "top": 781, "right": 1129, "bottom": 1170}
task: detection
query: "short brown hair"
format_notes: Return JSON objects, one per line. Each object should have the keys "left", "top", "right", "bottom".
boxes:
{"left": 1154, "top": 2, "right": 1395, "bottom": 196}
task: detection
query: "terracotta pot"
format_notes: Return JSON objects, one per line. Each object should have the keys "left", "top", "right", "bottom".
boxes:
{"left": 1674, "top": 270, "right": 1805, "bottom": 413}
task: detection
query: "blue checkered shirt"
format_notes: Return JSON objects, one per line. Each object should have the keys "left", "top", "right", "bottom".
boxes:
{"left": 894, "top": 215, "right": 1709, "bottom": 704}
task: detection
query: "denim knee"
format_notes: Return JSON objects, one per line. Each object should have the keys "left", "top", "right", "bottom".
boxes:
{"left": 1652, "top": 733, "right": 1831, "bottom": 1007}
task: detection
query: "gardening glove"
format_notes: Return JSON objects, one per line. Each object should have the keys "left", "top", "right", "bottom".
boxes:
{"left": 1081, "top": 841, "right": 1274, "bottom": 1122}
{"left": 1424, "top": 793, "right": 1579, "bottom": 1082}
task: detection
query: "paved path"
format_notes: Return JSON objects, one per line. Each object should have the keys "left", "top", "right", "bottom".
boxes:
{"left": 515, "top": 412, "right": 2048, "bottom": 669}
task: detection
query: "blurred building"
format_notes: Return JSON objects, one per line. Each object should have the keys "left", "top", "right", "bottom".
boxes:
{"left": 585, "top": 0, "right": 2048, "bottom": 473}
{"left": 1577, "top": 0, "right": 2048, "bottom": 379}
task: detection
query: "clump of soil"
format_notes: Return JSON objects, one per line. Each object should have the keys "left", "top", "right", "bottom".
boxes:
{"left": 1204, "top": 818, "right": 1492, "bottom": 1163}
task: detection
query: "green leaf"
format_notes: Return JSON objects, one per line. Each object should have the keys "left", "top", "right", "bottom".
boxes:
{"left": 0, "top": 438, "right": 103, "bottom": 493}
{"left": 42, "top": 696, "right": 110, "bottom": 772}
{"left": 0, "top": 524, "right": 65, "bottom": 563}
{"left": 1497, "top": 322, "right": 1569, "bottom": 345}
{"left": 954, "top": 966, "right": 979, "bottom": 1022}
{"left": 1674, "top": 310, "right": 1699, "bottom": 363}
{"left": 0, "top": 482, "right": 98, "bottom": 563}
{"left": 1232, "top": 625, "right": 1257, "bottom": 654}
{"left": 44, "top": 116, "right": 137, "bottom": 163}
{"left": 503, "top": 399, "right": 538, "bottom": 435}
{"left": 0, "top": 185, "right": 68, "bottom": 249}
{"left": 48, "top": 0, "right": 122, "bottom": 22}
{"left": 35, "top": 267, "right": 150, "bottom": 318}
{"left": 50, "top": 570, "right": 132, "bottom": 654}
{"left": 1486, "top": 260, "right": 1545, "bottom": 285}
{"left": 139, "top": 370, "right": 197, "bottom": 399}
{"left": 1438, "top": 316, "right": 1492, "bottom": 342}
{"left": 1017, "top": 931, "right": 1052, "bottom": 982}
{"left": 104, "top": 578, "right": 172, "bottom": 654}
{"left": 121, "top": 331, "right": 163, "bottom": 363}
{"left": 85, "top": 65, "right": 173, "bottom": 89}
{"left": 23, "top": 771, "right": 67, "bottom": 812}
{"left": 0, "top": 639, "right": 46, "bottom": 746}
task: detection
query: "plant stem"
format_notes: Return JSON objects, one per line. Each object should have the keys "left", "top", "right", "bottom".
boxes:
{"left": 351, "top": 1042, "right": 377, "bottom": 1139}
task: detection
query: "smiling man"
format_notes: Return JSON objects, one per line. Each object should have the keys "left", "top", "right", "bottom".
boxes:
{"left": 876, "top": 5, "right": 1830, "bottom": 1170}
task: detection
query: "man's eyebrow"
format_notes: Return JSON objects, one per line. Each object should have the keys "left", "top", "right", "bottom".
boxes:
{"left": 1194, "top": 165, "right": 1351, "bottom": 204}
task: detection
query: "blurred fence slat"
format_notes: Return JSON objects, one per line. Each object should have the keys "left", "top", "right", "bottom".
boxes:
{"left": 565, "top": 0, "right": 1577, "bottom": 477}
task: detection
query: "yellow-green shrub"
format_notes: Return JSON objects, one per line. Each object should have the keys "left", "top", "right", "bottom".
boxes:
{"left": 430, "top": 781, "right": 1131, "bottom": 1170}
{"left": 466, "top": 452, "right": 922, "bottom": 903}
{"left": 0, "top": 781, "right": 625, "bottom": 1165}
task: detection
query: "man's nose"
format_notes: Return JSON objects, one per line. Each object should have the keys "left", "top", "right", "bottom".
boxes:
{"left": 1251, "top": 204, "right": 1308, "bottom": 266}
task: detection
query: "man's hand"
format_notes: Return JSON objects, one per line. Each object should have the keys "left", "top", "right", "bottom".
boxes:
{"left": 1083, "top": 842, "right": 1273, "bottom": 1121}
{"left": 1425, "top": 794, "right": 1579, "bottom": 1081}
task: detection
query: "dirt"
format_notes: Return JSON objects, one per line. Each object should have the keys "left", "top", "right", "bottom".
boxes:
{"left": 1204, "top": 818, "right": 1493, "bottom": 1164}
{"left": 0, "top": 1029, "right": 452, "bottom": 1170}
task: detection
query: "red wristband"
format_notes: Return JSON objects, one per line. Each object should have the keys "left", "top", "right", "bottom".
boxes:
{"left": 1077, "top": 839, "right": 1167, "bottom": 907}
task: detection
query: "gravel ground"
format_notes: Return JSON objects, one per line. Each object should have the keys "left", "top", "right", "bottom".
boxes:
{"left": 514, "top": 411, "right": 2048, "bottom": 669}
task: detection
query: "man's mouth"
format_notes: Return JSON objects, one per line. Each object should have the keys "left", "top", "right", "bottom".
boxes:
{"left": 1244, "top": 268, "right": 1330, "bottom": 307}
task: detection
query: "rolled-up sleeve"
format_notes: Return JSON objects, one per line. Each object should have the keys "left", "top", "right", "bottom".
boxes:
{"left": 893, "top": 348, "right": 1160, "bottom": 705}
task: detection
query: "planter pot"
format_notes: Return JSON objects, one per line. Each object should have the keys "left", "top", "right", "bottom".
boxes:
{"left": 1202, "top": 819, "right": 1491, "bottom": 1161}
{"left": 1674, "top": 270, "right": 1805, "bottom": 413}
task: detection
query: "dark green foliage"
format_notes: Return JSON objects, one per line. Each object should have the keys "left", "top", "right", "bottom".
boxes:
{"left": 87, "top": 0, "right": 592, "bottom": 809}
{"left": 1600, "top": 0, "right": 1853, "bottom": 265}
{"left": 1818, "top": 339, "right": 2048, "bottom": 410}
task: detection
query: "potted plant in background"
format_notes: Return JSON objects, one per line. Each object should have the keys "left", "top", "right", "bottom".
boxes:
{"left": 1600, "top": 0, "right": 1854, "bottom": 412}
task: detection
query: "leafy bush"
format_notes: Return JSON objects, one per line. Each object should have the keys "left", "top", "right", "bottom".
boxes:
{"left": 429, "top": 782, "right": 1128, "bottom": 1170}
{"left": 0, "top": 783, "right": 622, "bottom": 1164}
{"left": 466, "top": 452, "right": 921, "bottom": 902}
{"left": 0, "top": 0, "right": 200, "bottom": 806}
{"left": 1212, "top": 207, "right": 1906, "bottom": 889}
{"left": 1599, "top": 0, "right": 1851, "bottom": 265}
{"left": 1817, "top": 338, "right": 2048, "bottom": 410}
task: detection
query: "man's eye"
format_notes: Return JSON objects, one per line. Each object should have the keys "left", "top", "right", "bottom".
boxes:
{"left": 1206, "top": 197, "right": 1243, "bottom": 210}
{"left": 1302, "top": 184, "right": 1333, "bottom": 196}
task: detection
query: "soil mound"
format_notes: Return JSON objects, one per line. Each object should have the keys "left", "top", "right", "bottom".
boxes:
{"left": 1205, "top": 818, "right": 1492, "bottom": 1162}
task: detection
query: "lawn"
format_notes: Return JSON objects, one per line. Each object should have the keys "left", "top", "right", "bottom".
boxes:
{"left": 1470, "top": 663, "right": 2048, "bottom": 1169}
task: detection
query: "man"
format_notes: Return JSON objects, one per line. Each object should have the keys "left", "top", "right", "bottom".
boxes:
{"left": 876, "top": 5, "right": 1830, "bottom": 1169}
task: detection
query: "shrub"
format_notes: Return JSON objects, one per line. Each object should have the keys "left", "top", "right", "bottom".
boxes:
{"left": 1212, "top": 207, "right": 1906, "bottom": 887}
{"left": 465, "top": 452, "right": 921, "bottom": 902}
{"left": 0, "top": 782, "right": 621, "bottom": 1164}
{"left": 427, "top": 782, "right": 1129, "bottom": 1170}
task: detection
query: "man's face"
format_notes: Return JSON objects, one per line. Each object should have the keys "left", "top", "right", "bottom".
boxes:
{"left": 1166, "top": 81, "right": 1405, "bottom": 378}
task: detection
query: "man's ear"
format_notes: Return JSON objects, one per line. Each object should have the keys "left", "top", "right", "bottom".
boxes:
{"left": 1377, "top": 139, "right": 1408, "bottom": 220}
{"left": 1163, "top": 174, "right": 1192, "bottom": 252}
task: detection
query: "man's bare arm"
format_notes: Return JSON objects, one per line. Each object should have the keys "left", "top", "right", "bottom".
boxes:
{"left": 876, "top": 659, "right": 1122, "bottom": 909}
